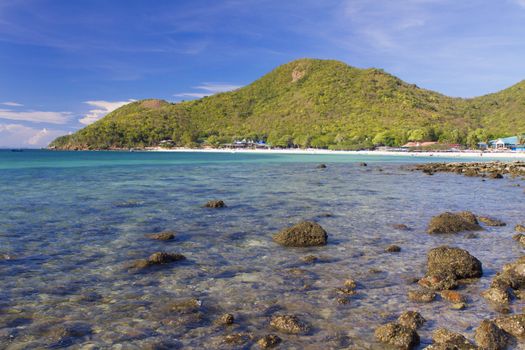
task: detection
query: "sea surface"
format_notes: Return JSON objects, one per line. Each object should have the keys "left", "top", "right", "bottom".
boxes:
{"left": 0, "top": 150, "right": 524, "bottom": 349}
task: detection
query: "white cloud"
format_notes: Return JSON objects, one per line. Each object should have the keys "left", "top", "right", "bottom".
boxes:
{"left": 0, "top": 109, "right": 71, "bottom": 124}
{"left": 174, "top": 82, "right": 243, "bottom": 99}
{"left": 0, "top": 124, "right": 66, "bottom": 148}
{"left": 195, "top": 83, "right": 243, "bottom": 93}
{"left": 1, "top": 101, "right": 23, "bottom": 107}
{"left": 79, "top": 99, "right": 135, "bottom": 125}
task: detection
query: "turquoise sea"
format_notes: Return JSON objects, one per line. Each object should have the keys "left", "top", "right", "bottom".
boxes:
{"left": 1, "top": 150, "right": 524, "bottom": 349}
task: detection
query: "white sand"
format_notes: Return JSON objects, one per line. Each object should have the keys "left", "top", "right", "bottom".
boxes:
{"left": 149, "top": 147, "right": 525, "bottom": 159}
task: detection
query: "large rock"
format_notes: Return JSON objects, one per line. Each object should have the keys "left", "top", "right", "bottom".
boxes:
{"left": 273, "top": 221, "right": 328, "bottom": 247}
{"left": 494, "top": 314, "right": 525, "bottom": 339}
{"left": 428, "top": 328, "right": 477, "bottom": 350}
{"left": 474, "top": 320, "right": 508, "bottom": 350}
{"left": 427, "top": 211, "right": 482, "bottom": 234}
{"left": 426, "top": 246, "right": 482, "bottom": 279}
{"left": 374, "top": 322, "right": 420, "bottom": 350}
{"left": 269, "top": 314, "right": 309, "bottom": 334}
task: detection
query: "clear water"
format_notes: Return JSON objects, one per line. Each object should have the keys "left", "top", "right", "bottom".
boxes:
{"left": 1, "top": 150, "right": 524, "bottom": 349}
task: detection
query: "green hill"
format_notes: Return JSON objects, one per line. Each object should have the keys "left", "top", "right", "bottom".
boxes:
{"left": 49, "top": 59, "right": 525, "bottom": 150}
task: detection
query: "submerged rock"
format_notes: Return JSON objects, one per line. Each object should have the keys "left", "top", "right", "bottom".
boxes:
{"left": 419, "top": 274, "right": 458, "bottom": 291}
{"left": 166, "top": 298, "right": 202, "bottom": 314}
{"left": 386, "top": 245, "right": 402, "bottom": 253}
{"left": 512, "top": 233, "right": 525, "bottom": 247}
{"left": 130, "top": 252, "right": 186, "bottom": 269}
{"left": 44, "top": 322, "right": 93, "bottom": 345}
{"left": 427, "top": 211, "right": 482, "bottom": 234}
{"left": 482, "top": 287, "right": 511, "bottom": 305}
{"left": 408, "top": 290, "right": 436, "bottom": 303}
{"left": 489, "top": 173, "right": 504, "bottom": 179}
{"left": 215, "top": 313, "right": 234, "bottom": 326}
{"left": 374, "top": 322, "right": 420, "bottom": 350}
{"left": 223, "top": 332, "right": 253, "bottom": 345}
{"left": 426, "top": 246, "right": 482, "bottom": 279}
{"left": 316, "top": 164, "right": 327, "bottom": 169}
{"left": 397, "top": 311, "right": 426, "bottom": 330}
{"left": 269, "top": 314, "right": 309, "bottom": 334}
{"left": 149, "top": 252, "right": 185, "bottom": 264}
{"left": 344, "top": 278, "right": 357, "bottom": 289}
{"left": 393, "top": 224, "right": 411, "bottom": 231}
{"left": 478, "top": 216, "right": 506, "bottom": 227}
{"left": 300, "top": 255, "right": 319, "bottom": 264}
{"left": 273, "top": 221, "right": 328, "bottom": 247}
{"left": 145, "top": 231, "right": 175, "bottom": 241}
{"left": 257, "top": 334, "right": 282, "bottom": 349}
{"left": 440, "top": 290, "right": 467, "bottom": 303}
{"left": 494, "top": 314, "right": 525, "bottom": 338}
{"left": 204, "top": 200, "right": 226, "bottom": 208}
{"left": 474, "top": 320, "right": 508, "bottom": 350}
{"left": 515, "top": 224, "right": 525, "bottom": 233}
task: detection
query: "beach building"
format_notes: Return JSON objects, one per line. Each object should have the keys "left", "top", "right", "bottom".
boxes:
{"left": 223, "top": 139, "right": 269, "bottom": 149}
{"left": 488, "top": 135, "right": 525, "bottom": 151}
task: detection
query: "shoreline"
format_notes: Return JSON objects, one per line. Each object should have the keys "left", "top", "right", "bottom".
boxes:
{"left": 149, "top": 147, "right": 525, "bottom": 159}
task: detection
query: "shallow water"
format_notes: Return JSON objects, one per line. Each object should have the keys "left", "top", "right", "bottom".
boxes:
{"left": 0, "top": 150, "right": 524, "bottom": 349}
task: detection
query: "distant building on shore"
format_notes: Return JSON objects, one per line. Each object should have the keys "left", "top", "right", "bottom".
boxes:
{"left": 222, "top": 139, "right": 269, "bottom": 149}
{"left": 488, "top": 135, "right": 525, "bottom": 151}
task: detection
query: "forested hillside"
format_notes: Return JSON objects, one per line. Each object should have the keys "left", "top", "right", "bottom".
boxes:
{"left": 49, "top": 59, "right": 525, "bottom": 150}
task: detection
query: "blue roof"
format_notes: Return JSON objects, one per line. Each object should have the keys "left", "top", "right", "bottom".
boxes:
{"left": 489, "top": 136, "right": 519, "bottom": 145}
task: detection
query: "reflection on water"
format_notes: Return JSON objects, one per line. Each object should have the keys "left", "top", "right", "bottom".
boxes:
{"left": 0, "top": 151, "right": 524, "bottom": 349}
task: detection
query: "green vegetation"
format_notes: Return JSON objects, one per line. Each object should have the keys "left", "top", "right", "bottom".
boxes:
{"left": 49, "top": 59, "right": 525, "bottom": 150}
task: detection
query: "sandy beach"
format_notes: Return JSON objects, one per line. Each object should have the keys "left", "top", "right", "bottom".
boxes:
{"left": 150, "top": 147, "right": 525, "bottom": 159}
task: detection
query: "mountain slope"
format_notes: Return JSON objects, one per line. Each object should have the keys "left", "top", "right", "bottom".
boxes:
{"left": 49, "top": 59, "right": 523, "bottom": 150}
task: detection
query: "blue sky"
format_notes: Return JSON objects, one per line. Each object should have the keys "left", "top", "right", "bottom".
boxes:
{"left": 2, "top": 0, "right": 525, "bottom": 147}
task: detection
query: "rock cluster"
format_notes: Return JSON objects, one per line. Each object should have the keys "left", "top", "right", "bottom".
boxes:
{"left": 412, "top": 161, "right": 525, "bottom": 178}
{"left": 482, "top": 256, "right": 525, "bottom": 306}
